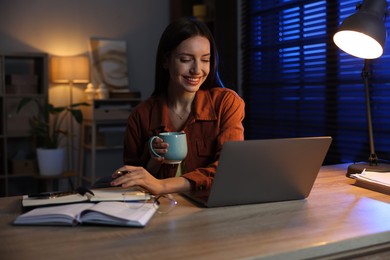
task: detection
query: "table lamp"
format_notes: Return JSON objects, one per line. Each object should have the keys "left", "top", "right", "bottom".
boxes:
{"left": 51, "top": 55, "right": 90, "bottom": 84}
{"left": 51, "top": 55, "right": 90, "bottom": 171}
{"left": 333, "top": 0, "right": 390, "bottom": 176}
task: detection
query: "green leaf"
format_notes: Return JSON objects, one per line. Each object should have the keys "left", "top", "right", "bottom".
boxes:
{"left": 70, "top": 109, "right": 83, "bottom": 124}
{"left": 70, "top": 102, "right": 90, "bottom": 108}
{"left": 16, "top": 97, "right": 33, "bottom": 113}
{"left": 16, "top": 97, "right": 86, "bottom": 149}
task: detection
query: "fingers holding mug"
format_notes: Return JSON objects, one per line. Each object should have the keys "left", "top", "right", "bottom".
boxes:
{"left": 148, "top": 132, "right": 187, "bottom": 164}
{"left": 149, "top": 136, "right": 168, "bottom": 158}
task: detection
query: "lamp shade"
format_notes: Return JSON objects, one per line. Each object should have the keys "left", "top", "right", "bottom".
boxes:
{"left": 51, "top": 55, "right": 90, "bottom": 83}
{"left": 333, "top": 0, "right": 388, "bottom": 59}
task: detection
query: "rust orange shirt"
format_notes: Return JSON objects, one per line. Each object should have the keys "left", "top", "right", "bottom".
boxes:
{"left": 123, "top": 88, "right": 245, "bottom": 191}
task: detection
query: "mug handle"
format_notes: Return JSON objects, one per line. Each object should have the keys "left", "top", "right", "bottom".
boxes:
{"left": 148, "top": 136, "right": 162, "bottom": 158}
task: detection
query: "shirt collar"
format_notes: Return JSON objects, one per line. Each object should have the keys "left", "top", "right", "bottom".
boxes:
{"left": 149, "top": 90, "right": 218, "bottom": 132}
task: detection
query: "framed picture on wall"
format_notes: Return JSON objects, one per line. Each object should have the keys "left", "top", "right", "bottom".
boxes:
{"left": 90, "top": 37, "right": 130, "bottom": 92}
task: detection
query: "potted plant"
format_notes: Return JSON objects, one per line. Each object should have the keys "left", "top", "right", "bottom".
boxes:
{"left": 17, "top": 97, "right": 89, "bottom": 176}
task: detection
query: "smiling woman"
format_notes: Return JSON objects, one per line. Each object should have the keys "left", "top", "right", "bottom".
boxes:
{"left": 93, "top": 17, "right": 245, "bottom": 196}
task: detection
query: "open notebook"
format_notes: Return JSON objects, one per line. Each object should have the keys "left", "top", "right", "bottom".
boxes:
{"left": 182, "top": 136, "right": 332, "bottom": 207}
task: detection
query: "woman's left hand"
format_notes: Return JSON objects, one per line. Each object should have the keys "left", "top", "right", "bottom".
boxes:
{"left": 111, "top": 166, "right": 164, "bottom": 195}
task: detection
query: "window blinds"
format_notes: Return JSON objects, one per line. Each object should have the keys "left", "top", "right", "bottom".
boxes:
{"left": 241, "top": 0, "right": 390, "bottom": 165}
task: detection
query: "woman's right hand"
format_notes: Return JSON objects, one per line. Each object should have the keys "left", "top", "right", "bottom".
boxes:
{"left": 147, "top": 137, "right": 168, "bottom": 173}
{"left": 150, "top": 137, "right": 169, "bottom": 159}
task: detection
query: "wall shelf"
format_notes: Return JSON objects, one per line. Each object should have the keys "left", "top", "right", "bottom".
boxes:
{"left": 79, "top": 98, "right": 141, "bottom": 187}
{"left": 0, "top": 52, "right": 48, "bottom": 196}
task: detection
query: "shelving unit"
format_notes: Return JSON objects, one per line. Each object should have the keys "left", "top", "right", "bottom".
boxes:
{"left": 0, "top": 52, "right": 48, "bottom": 196}
{"left": 79, "top": 98, "right": 141, "bottom": 187}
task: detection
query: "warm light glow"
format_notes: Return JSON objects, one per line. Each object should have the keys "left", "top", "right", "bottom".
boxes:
{"left": 51, "top": 56, "right": 90, "bottom": 83}
{"left": 333, "top": 30, "right": 384, "bottom": 59}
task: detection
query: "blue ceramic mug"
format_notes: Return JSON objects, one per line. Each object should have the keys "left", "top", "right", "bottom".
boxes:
{"left": 149, "top": 132, "right": 188, "bottom": 164}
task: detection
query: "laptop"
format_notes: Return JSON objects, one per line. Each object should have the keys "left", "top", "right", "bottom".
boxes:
{"left": 182, "top": 136, "right": 332, "bottom": 207}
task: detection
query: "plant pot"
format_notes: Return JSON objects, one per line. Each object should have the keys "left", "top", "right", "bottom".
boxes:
{"left": 36, "top": 148, "right": 65, "bottom": 176}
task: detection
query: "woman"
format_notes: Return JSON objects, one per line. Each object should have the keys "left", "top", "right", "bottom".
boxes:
{"left": 111, "top": 17, "right": 245, "bottom": 194}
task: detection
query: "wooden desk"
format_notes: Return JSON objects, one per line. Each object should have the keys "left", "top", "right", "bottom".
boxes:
{"left": 0, "top": 164, "right": 389, "bottom": 259}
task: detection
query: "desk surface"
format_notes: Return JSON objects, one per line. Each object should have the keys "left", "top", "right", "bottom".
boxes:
{"left": 0, "top": 164, "right": 389, "bottom": 260}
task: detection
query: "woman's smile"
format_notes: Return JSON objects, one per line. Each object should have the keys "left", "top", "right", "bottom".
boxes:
{"left": 184, "top": 76, "right": 202, "bottom": 85}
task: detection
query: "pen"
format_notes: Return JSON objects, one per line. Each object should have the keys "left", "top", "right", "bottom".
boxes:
{"left": 116, "top": 170, "right": 129, "bottom": 175}
{"left": 114, "top": 170, "right": 131, "bottom": 177}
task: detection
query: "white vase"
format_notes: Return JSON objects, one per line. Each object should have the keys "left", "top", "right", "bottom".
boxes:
{"left": 36, "top": 148, "right": 65, "bottom": 176}
{"left": 96, "top": 83, "right": 109, "bottom": 99}
{"left": 84, "top": 82, "right": 96, "bottom": 101}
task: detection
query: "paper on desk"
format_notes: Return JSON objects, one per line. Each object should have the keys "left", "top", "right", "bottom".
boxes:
{"left": 351, "top": 169, "right": 390, "bottom": 187}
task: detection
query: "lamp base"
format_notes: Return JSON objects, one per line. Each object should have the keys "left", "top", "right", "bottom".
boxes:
{"left": 346, "top": 162, "right": 390, "bottom": 178}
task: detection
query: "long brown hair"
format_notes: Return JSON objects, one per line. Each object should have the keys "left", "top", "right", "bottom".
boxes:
{"left": 152, "top": 17, "right": 223, "bottom": 96}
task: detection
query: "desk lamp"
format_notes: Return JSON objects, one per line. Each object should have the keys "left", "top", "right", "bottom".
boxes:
{"left": 333, "top": 0, "right": 390, "bottom": 176}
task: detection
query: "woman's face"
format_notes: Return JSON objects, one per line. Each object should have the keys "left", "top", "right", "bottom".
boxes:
{"left": 165, "top": 36, "right": 211, "bottom": 94}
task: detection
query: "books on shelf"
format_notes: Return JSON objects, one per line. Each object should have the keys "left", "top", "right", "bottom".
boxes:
{"left": 14, "top": 201, "right": 157, "bottom": 227}
{"left": 22, "top": 187, "right": 150, "bottom": 207}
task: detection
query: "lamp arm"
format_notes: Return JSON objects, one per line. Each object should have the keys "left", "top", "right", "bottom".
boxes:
{"left": 362, "top": 59, "right": 378, "bottom": 165}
